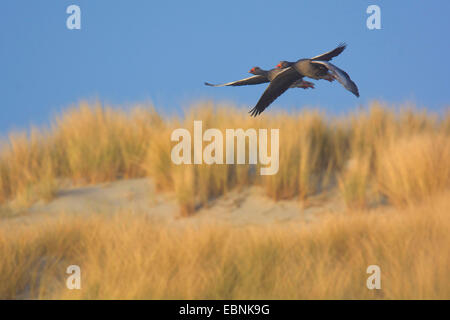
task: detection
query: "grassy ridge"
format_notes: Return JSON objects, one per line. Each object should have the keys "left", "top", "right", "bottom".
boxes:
{"left": 1, "top": 191, "right": 448, "bottom": 299}
{"left": 0, "top": 100, "right": 448, "bottom": 213}
{"left": 0, "top": 100, "right": 449, "bottom": 299}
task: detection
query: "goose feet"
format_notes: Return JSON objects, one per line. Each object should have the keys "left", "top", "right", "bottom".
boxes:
{"left": 298, "top": 81, "right": 315, "bottom": 89}
{"left": 324, "top": 74, "right": 335, "bottom": 82}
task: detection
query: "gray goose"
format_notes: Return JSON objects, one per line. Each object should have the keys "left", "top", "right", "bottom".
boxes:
{"left": 249, "top": 67, "right": 314, "bottom": 89}
{"left": 205, "top": 66, "right": 314, "bottom": 89}
{"left": 249, "top": 44, "right": 359, "bottom": 117}
{"left": 277, "top": 42, "right": 347, "bottom": 82}
{"left": 204, "top": 43, "right": 346, "bottom": 88}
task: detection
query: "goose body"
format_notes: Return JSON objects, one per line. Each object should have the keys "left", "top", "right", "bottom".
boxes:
{"left": 205, "top": 67, "right": 314, "bottom": 89}
{"left": 249, "top": 44, "right": 359, "bottom": 117}
{"left": 203, "top": 43, "right": 358, "bottom": 117}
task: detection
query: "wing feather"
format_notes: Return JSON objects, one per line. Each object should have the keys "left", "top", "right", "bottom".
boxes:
{"left": 310, "top": 43, "right": 347, "bottom": 61}
{"left": 249, "top": 68, "right": 302, "bottom": 117}
{"left": 204, "top": 75, "right": 268, "bottom": 87}
{"left": 310, "top": 61, "right": 359, "bottom": 97}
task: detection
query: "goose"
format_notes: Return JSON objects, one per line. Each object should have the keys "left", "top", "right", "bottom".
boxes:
{"left": 249, "top": 47, "right": 359, "bottom": 117}
{"left": 275, "top": 42, "right": 347, "bottom": 82}
{"left": 249, "top": 67, "right": 314, "bottom": 89}
{"left": 203, "top": 43, "right": 347, "bottom": 89}
{"left": 204, "top": 66, "right": 314, "bottom": 89}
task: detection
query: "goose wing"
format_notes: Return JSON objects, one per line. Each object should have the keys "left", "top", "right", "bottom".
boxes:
{"left": 204, "top": 75, "right": 268, "bottom": 87}
{"left": 310, "top": 43, "right": 346, "bottom": 61}
{"left": 309, "top": 61, "right": 359, "bottom": 97}
{"left": 249, "top": 67, "right": 302, "bottom": 117}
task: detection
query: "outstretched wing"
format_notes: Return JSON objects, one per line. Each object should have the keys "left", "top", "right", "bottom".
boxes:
{"left": 310, "top": 43, "right": 346, "bottom": 61}
{"left": 249, "top": 68, "right": 302, "bottom": 117}
{"left": 204, "top": 75, "right": 268, "bottom": 87}
{"left": 310, "top": 61, "right": 359, "bottom": 97}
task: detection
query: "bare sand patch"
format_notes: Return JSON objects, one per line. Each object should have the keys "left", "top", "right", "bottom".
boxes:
{"left": 7, "top": 178, "right": 346, "bottom": 227}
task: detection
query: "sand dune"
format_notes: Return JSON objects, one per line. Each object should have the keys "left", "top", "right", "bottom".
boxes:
{"left": 18, "top": 178, "right": 345, "bottom": 226}
{"left": 0, "top": 102, "right": 449, "bottom": 299}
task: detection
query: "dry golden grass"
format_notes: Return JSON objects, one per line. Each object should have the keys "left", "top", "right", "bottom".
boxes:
{"left": 338, "top": 154, "right": 372, "bottom": 209}
{"left": 51, "top": 102, "right": 160, "bottom": 183}
{"left": 0, "top": 129, "right": 57, "bottom": 208}
{"left": 0, "top": 191, "right": 448, "bottom": 300}
{"left": 377, "top": 132, "right": 450, "bottom": 207}
{"left": 0, "top": 102, "right": 160, "bottom": 210}
{"left": 0, "top": 100, "right": 449, "bottom": 299}
{"left": 0, "top": 100, "right": 448, "bottom": 213}
{"left": 262, "top": 111, "right": 334, "bottom": 202}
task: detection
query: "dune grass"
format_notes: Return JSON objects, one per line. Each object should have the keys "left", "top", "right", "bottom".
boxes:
{"left": 0, "top": 100, "right": 449, "bottom": 299}
{"left": 0, "top": 190, "right": 448, "bottom": 299}
{"left": 1, "top": 100, "right": 448, "bottom": 213}
{"left": 376, "top": 133, "right": 450, "bottom": 207}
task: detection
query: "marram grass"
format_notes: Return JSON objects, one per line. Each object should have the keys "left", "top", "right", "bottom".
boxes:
{"left": 0, "top": 191, "right": 449, "bottom": 299}
{"left": 0, "top": 100, "right": 448, "bottom": 213}
{"left": 0, "top": 100, "right": 449, "bottom": 299}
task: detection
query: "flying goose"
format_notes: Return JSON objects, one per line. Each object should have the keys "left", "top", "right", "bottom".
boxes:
{"left": 249, "top": 46, "right": 359, "bottom": 117}
{"left": 204, "top": 66, "right": 314, "bottom": 89}
{"left": 204, "top": 43, "right": 347, "bottom": 89}
{"left": 275, "top": 42, "right": 347, "bottom": 82}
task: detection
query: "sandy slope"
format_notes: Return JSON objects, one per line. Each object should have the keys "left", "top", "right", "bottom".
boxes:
{"left": 11, "top": 178, "right": 345, "bottom": 226}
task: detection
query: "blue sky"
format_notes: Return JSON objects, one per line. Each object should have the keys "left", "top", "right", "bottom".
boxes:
{"left": 1, "top": 0, "right": 449, "bottom": 134}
